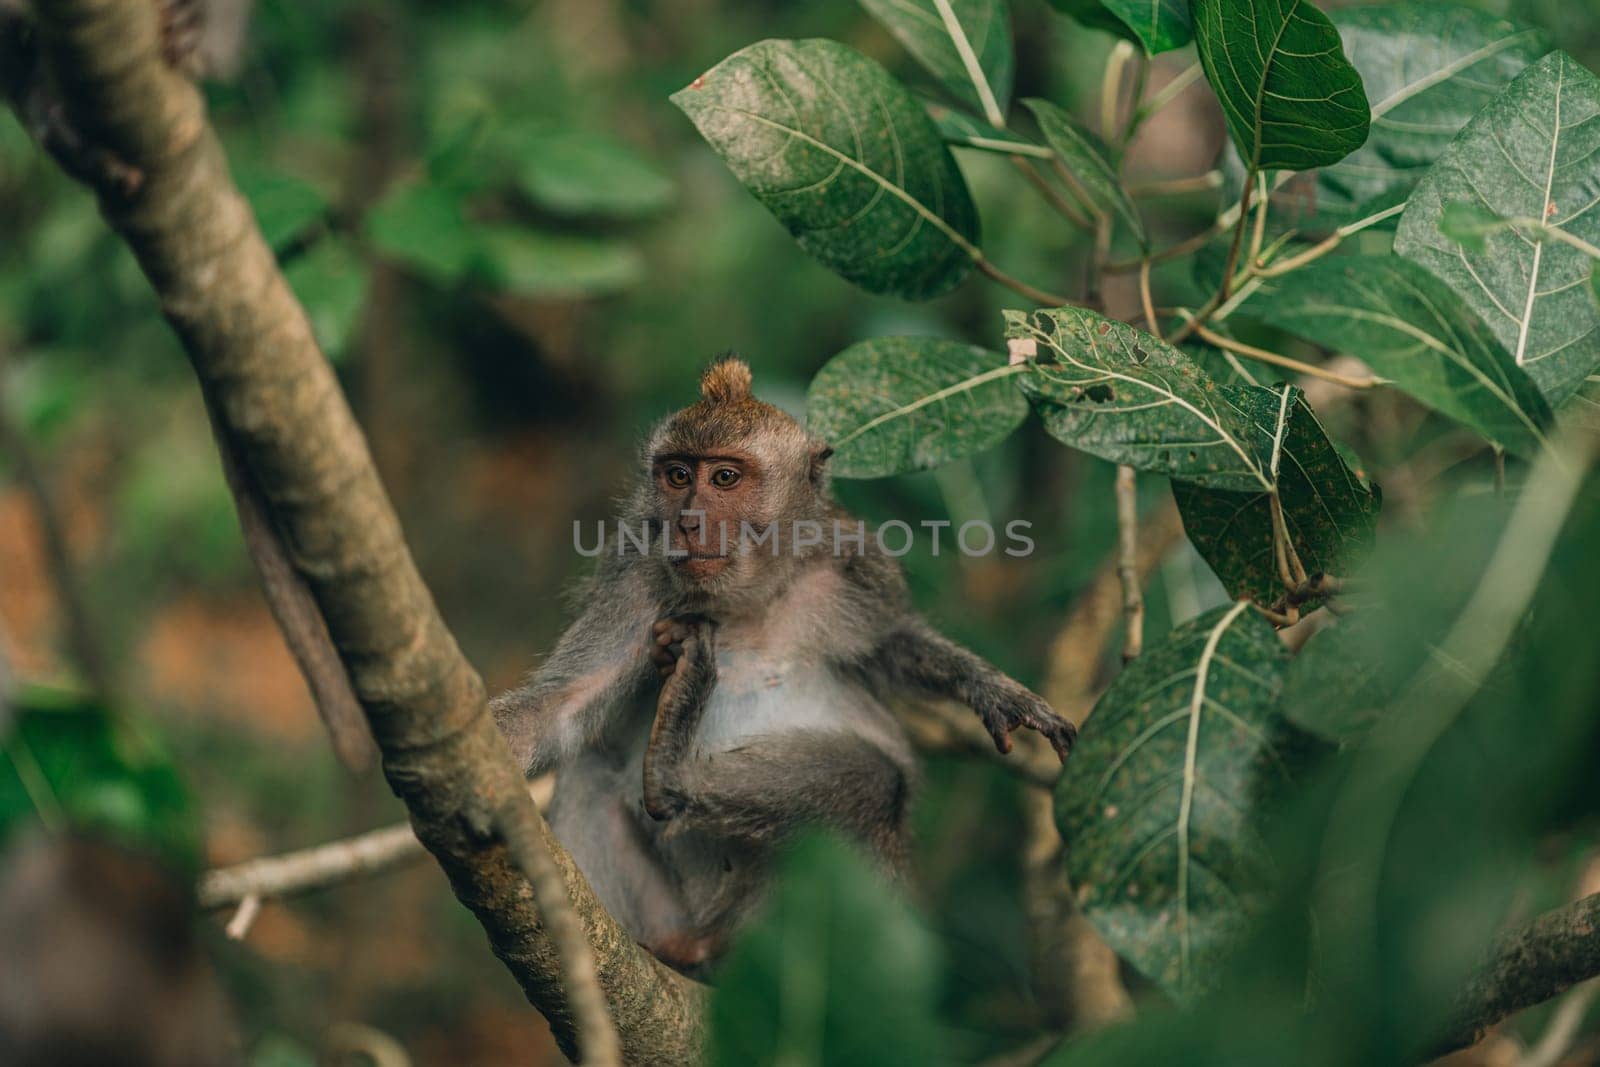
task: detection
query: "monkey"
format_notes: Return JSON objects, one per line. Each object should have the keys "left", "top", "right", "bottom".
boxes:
{"left": 491, "top": 356, "right": 1076, "bottom": 973}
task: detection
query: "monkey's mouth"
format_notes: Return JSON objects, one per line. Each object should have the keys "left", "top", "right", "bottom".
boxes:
{"left": 671, "top": 553, "right": 731, "bottom": 579}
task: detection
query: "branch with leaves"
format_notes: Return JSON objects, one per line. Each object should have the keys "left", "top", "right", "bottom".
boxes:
{"left": 13, "top": 1, "right": 697, "bottom": 1061}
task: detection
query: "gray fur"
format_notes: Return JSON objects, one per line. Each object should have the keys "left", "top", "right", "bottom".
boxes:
{"left": 491, "top": 360, "right": 1074, "bottom": 968}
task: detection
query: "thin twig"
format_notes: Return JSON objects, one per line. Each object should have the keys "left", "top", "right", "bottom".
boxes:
{"left": 1106, "top": 219, "right": 1223, "bottom": 273}
{"left": 1128, "top": 171, "right": 1223, "bottom": 198}
{"left": 1218, "top": 170, "right": 1256, "bottom": 302}
{"left": 976, "top": 258, "right": 1074, "bottom": 307}
{"left": 1138, "top": 258, "right": 1160, "bottom": 338}
{"left": 1189, "top": 323, "right": 1383, "bottom": 389}
{"left": 1114, "top": 465, "right": 1143, "bottom": 663}
{"left": 1122, "top": 61, "right": 1204, "bottom": 143}
{"left": 225, "top": 894, "right": 261, "bottom": 940}
{"left": 1087, "top": 215, "right": 1111, "bottom": 310}
{"left": 499, "top": 801, "right": 622, "bottom": 1067}
{"left": 1012, "top": 156, "right": 1093, "bottom": 229}
{"left": 1246, "top": 171, "right": 1269, "bottom": 269}
{"left": 198, "top": 822, "right": 426, "bottom": 909}
{"left": 1100, "top": 41, "right": 1135, "bottom": 142}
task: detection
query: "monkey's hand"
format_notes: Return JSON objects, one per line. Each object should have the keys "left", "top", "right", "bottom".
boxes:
{"left": 977, "top": 685, "right": 1077, "bottom": 763}
{"left": 643, "top": 616, "right": 717, "bottom": 821}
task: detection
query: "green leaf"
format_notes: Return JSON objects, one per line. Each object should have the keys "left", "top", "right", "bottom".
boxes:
{"left": 1174, "top": 385, "right": 1379, "bottom": 606}
{"left": 1007, "top": 307, "right": 1273, "bottom": 491}
{"left": 1192, "top": 0, "right": 1370, "bottom": 173}
{"left": 859, "top": 0, "right": 1014, "bottom": 124}
{"left": 1, "top": 688, "right": 198, "bottom": 865}
{"left": 1096, "top": 0, "right": 1192, "bottom": 54}
{"left": 237, "top": 169, "right": 330, "bottom": 251}
{"left": 365, "top": 182, "right": 478, "bottom": 284}
{"left": 1312, "top": 4, "right": 1549, "bottom": 226}
{"left": 1056, "top": 602, "right": 1290, "bottom": 1000}
{"left": 1045, "top": 0, "right": 1143, "bottom": 45}
{"left": 1439, "top": 200, "right": 1510, "bottom": 253}
{"left": 805, "top": 336, "right": 1027, "bottom": 478}
{"left": 1046, "top": 0, "right": 1191, "bottom": 54}
{"left": 284, "top": 239, "right": 370, "bottom": 362}
{"left": 503, "top": 125, "right": 675, "bottom": 221}
{"left": 672, "top": 39, "right": 980, "bottom": 301}
{"left": 1246, "top": 256, "right": 1553, "bottom": 457}
{"left": 708, "top": 834, "right": 941, "bottom": 1067}
{"left": 1022, "top": 99, "right": 1146, "bottom": 245}
{"left": 1396, "top": 52, "right": 1600, "bottom": 406}
{"left": 1278, "top": 620, "right": 1388, "bottom": 744}
{"left": 928, "top": 103, "right": 1049, "bottom": 158}
{"left": 474, "top": 227, "right": 644, "bottom": 297}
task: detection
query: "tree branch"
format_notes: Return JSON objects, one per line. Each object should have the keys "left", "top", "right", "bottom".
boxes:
{"left": 1436, "top": 891, "right": 1600, "bottom": 1056}
{"left": 21, "top": 1, "right": 700, "bottom": 1060}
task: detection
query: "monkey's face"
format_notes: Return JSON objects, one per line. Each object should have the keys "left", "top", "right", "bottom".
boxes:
{"left": 652, "top": 451, "right": 763, "bottom": 584}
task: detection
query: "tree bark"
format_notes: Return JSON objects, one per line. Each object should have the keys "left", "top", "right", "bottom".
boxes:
{"left": 1436, "top": 891, "right": 1600, "bottom": 1056}
{"left": 22, "top": 0, "right": 702, "bottom": 1060}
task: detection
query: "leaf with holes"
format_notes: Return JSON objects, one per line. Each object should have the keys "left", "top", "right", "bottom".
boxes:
{"left": 1023, "top": 99, "right": 1145, "bottom": 245}
{"left": 1056, "top": 602, "right": 1291, "bottom": 1001}
{"left": 1173, "top": 385, "right": 1380, "bottom": 606}
{"left": 1007, "top": 307, "right": 1272, "bottom": 491}
{"left": 673, "top": 39, "right": 980, "bottom": 301}
{"left": 1308, "top": 5, "right": 1548, "bottom": 227}
{"left": 1046, "top": 0, "right": 1191, "bottom": 55}
{"left": 805, "top": 337, "right": 1027, "bottom": 478}
{"left": 1245, "top": 256, "right": 1553, "bottom": 457}
{"left": 1192, "top": 0, "right": 1370, "bottom": 173}
{"left": 860, "top": 0, "right": 1014, "bottom": 124}
{"left": 1396, "top": 52, "right": 1600, "bottom": 405}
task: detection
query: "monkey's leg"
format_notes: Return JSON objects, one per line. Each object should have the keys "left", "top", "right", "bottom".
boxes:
{"left": 662, "top": 734, "right": 910, "bottom": 865}
{"left": 874, "top": 622, "right": 1078, "bottom": 761}
{"left": 642, "top": 616, "right": 717, "bottom": 821}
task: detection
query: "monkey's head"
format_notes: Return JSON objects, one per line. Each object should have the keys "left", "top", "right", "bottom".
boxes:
{"left": 644, "top": 356, "right": 832, "bottom": 596}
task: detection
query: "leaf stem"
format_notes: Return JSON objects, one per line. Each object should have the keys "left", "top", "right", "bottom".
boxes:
{"left": 1218, "top": 169, "right": 1257, "bottom": 301}
{"left": 1139, "top": 258, "right": 1160, "bottom": 338}
{"left": 1106, "top": 219, "right": 1224, "bottom": 273}
{"left": 1128, "top": 171, "right": 1223, "bottom": 198}
{"left": 1100, "top": 41, "right": 1136, "bottom": 142}
{"left": 975, "top": 258, "right": 1075, "bottom": 307}
{"left": 1115, "top": 464, "right": 1144, "bottom": 663}
{"left": 1189, "top": 322, "right": 1382, "bottom": 389}
{"left": 1254, "top": 201, "right": 1407, "bottom": 278}
{"left": 1012, "top": 156, "right": 1093, "bottom": 229}
{"left": 1246, "top": 171, "right": 1270, "bottom": 269}
{"left": 1122, "top": 62, "right": 1205, "bottom": 144}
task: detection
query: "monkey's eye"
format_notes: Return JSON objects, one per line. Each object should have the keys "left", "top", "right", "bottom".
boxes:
{"left": 664, "top": 464, "right": 692, "bottom": 489}
{"left": 710, "top": 467, "right": 741, "bottom": 489}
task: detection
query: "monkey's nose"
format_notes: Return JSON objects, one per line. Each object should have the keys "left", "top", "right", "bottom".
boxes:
{"left": 677, "top": 513, "right": 701, "bottom": 533}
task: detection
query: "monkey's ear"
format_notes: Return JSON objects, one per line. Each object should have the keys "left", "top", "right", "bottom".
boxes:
{"left": 810, "top": 445, "right": 834, "bottom": 486}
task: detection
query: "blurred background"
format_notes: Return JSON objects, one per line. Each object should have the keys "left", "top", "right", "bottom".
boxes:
{"left": 2, "top": 1, "right": 1598, "bottom": 1063}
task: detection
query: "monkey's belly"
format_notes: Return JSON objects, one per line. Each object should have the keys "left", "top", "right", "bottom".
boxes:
{"left": 547, "top": 655, "right": 909, "bottom": 950}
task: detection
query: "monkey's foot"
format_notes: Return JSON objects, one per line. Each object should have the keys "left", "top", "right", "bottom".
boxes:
{"left": 650, "top": 614, "right": 713, "bottom": 680}
{"left": 644, "top": 930, "right": 724, "bottom": 978}
{"left": 981, "top": 690, "right": 1077, "bottom": 763}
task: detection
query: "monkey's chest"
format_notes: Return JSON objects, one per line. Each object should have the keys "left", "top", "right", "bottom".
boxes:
{"left": 691, "top": 648, "right": 904, "bottom": 755}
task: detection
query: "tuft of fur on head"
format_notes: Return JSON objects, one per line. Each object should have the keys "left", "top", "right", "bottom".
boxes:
{"left": 700, "top": 356, "right": 753, "bottom": 405}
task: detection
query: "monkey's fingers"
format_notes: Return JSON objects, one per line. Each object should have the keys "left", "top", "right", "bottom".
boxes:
{"left": 1034, "top": 715, "right": 1077, "bottom": 762}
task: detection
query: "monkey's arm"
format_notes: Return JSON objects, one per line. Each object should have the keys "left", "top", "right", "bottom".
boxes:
{"left": 490, "top": 557, "right": 657, "bottom": 777}
{"left": 642, "top": 617, "right": 907, "bottom": 854}
{"left": 867, "top": 618, "right": 1077, "bottom": 762}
